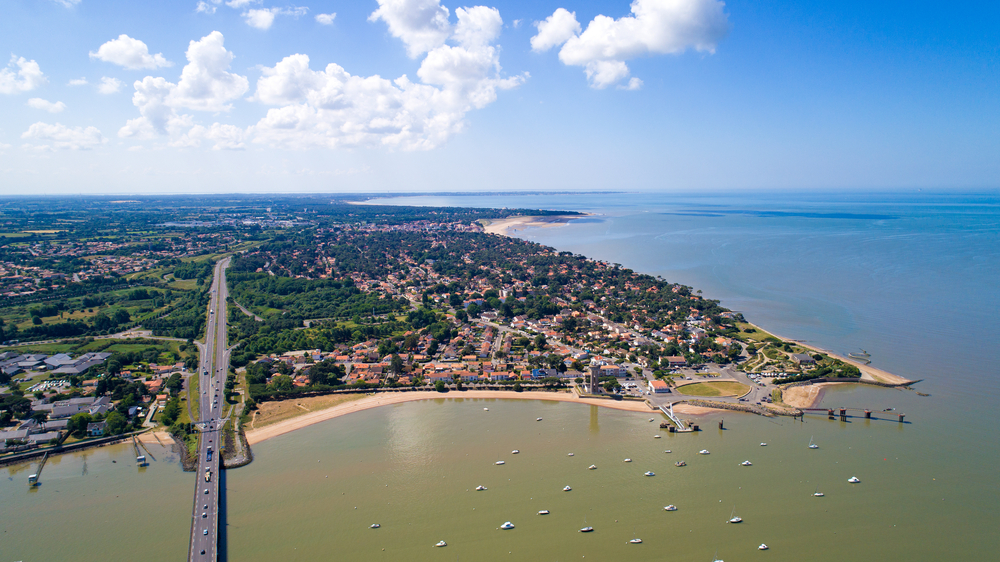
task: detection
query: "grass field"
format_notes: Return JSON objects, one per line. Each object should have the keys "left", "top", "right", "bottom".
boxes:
{"left": 675, "top": 381, "right": 750, "bottom": 397}
{"left": 250, "top": 393, "right": 367, "bottom": 429}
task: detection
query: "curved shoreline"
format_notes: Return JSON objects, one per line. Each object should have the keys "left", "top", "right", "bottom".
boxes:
{"left": 244, "top": 390, "right": 653, "bottom": 445}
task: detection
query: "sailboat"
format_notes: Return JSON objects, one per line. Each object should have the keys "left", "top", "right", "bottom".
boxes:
{"left": 579, "top": 518, "right": 594, "bottom": 533}
{"left": 813, "top": 486, "right": 824, "bottom": 497}
{"left": 712, "top": 548, "right": 724, "bottom": 562}
{"left": 727, "top": 506, "right": 742, "bottom": 524}
{"left": 808, "top": 436, "right": 819, "bottom": 449}
{"left": 629, "top": 528, "right": 642, "bottom": 544}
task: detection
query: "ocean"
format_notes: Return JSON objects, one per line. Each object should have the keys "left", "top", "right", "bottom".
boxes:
{"left": 3, "top": 191, "right": 997, "bottom": 561}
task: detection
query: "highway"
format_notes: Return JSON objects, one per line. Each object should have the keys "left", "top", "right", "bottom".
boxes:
{"left": 188, "top": 257, "right": 231, "bottom": 561}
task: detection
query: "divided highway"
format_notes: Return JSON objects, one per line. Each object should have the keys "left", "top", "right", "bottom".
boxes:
{"left": 189, "top": 257, "right": 231, "bottom": 561}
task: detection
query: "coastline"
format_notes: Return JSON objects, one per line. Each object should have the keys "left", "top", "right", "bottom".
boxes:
{"left": 244, "top": 390, "right": 652, "bottom": 445}
{"left": 481, "top": 214, "right": 589, "bottom": 236}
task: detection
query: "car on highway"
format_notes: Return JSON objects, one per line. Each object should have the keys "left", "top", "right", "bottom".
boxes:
{"left": 204, "top": 488, "right": 209, "bottom": 494}
{"left": 202, "top": 512, "right": 207, "bottom": 518}
{"left": 203, "top": 529, "right": 208, "bottom": 535}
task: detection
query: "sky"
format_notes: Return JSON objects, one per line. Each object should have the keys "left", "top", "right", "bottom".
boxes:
{"left": 0, "top": 0, "right": 997, "bottom": 194}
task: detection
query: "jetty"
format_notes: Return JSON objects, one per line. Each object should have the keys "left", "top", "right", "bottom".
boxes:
{"left": 658, "top": 404, "right": 694, "bottom": 432}
{"left": 28, "top": 451, "right": 49, "bottom": 486}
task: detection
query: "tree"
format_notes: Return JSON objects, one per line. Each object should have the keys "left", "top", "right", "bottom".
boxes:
{"left": 268, "top": 375, "right": 294, "bottom": 392}
{"left": 434, "top": 380, "right": 447, "bottom": 393}
{"left": 513, "top": 381, "right": 523, "bottom": 392}
{"left": 68, "top": 412, "right": 93, "bottom": 436}
{"left": 390, "top": 354, "right": 404, "bottom": 375}
{"left": 104, "top": 411, "right": 127, "bottom": 435}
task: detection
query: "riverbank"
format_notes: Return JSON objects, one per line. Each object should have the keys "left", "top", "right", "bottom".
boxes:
{"left": 244, "top": 389, "right": 652, "bottom": 445}
{"left": 781, "top": 382, "right": 846, "bottom": 408}
{"left": 481, "top": 214, "right": 586, "bottom": 236}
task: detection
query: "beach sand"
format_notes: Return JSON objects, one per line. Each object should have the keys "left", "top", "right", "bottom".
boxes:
{"left": 482, "top": 215, "right": 583, "bottom": 236}
{"left": 245, "top": 390, "right": 652, "bottom": 445}
{"left": 671, "top": 404, "right": 724, "bottom": 415}
{"left": 781, "top": 382, "right": 846, "bottom": 409}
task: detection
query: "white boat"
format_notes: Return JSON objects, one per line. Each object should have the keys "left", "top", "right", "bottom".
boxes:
{"left": 664, "top": 504, "right": 678, "bottom": 511}
{"left": 568, "top": 452, "right": 574, "bottom": 456}
{"left": 808, "top": 436, "right": 819, "bottom": 449}
{"left": 649, "top": 418, "right": 655, "bottom": 422}
{"left": 500, "top": 521, "right": 515, "bottom": 530}
{"left": 664, "top": 449, "right": 671, "bottom": 453}
{"left": 760, "top": 442, "right": 767, "bottom": 446}
{"left": 699, "top": 449, "right": 710, "bottom": 455}
{"left": 728, "top": 506, "right": 742, "bottom": 524}
{"left": 813, "top": 486, "right": 824, "bottom": 497}
{"left": 675, "top": 461, "right": 687, "bottom": 467}
{"left": 644, "top": 471, "right": 655, "bottom": 477}
{"left": 495, "top": 460, "right": 505, "bottom": 465}
{"left": 741, "top": 460, "right": 752, "bottom": 466}
{"left": 579, "top": 526, "right": 594, "bottom": 532}
{"left": 511, "top": 450, "right": 519, "bottom": 454}
{"left": 654, "top": 434, "right": 661, "bottom": 439}
{"left": 435, "top": 540, "right": 447, "bottom": 547}
{"left": 475, "top": 485, "right": 487, "bottom": 491}
{"left": 484, "top": 408, "right": 489, "bottom": 411}
{"left": 538, "top": 510, "right": 550, "bottom": 515}
{"left": 588, "top": 464, "right": 597, "bottom": 470}
{"left": 537, "top": 417, "right": 543, "bottom": 421}
{"left": 629, "top": 538, "right": 643, "bottom": 544}
{"left": 563, "top": 485, "right": 572, "bottom": 491}
{"left": 758, "top": 544, "right": 769, "bottom": 550}
{"left": 848, "top": 476, "right": 860, "bottom": 483}
{"left": 370, "top": 523, "right": 380, "bottom": 528}
{"left": 624, "top": 458, "right": 632, "bottom": 462}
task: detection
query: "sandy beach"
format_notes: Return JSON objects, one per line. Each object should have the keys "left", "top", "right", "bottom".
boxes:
{"left": 781, "top": 382, "right": 846, "bottom": 408}
{"left": 245, "top": 390, "right": 653, "bottom": 445}
{"left": 482, "top": 215, "right": 585, "bottom": 236}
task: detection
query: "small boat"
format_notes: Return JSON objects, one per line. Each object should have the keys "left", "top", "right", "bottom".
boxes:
{"left": 500, "top": 521, "right": 515, "bottom": 530}
{"left": 624, "top": 458, "right": 632, "bottom": 463}
{"left": 664, "top": 450, "right": 671, "bottom": 453}
{"left": 435, "top": 540, "right": 447, "bottom": 547}
{"left": 813, "top": 486, "right": 824, "bottom": 497}
{"left": 370, "top": 523, "right": 380, "bottom": 528}
{"left": 699, "top": 449, "right": 710, "bottom": 455}
{"left": 758, "top": 544, "right": 769, "bottom": 550}
{"left": 649, "top": 418, "right": 655, "bottom": 422}
{"left": 629, "top": 538, "right": 643, "bottom": 544}
{"left": 563, "top": 485, "right": 572, "bottom": 491}
{"left": 538, "top": 510, "right": 550, "bottom": 515}
{"left": 654, "top": 434, "right": 661, "bottom": 439}
{"left": 484, "top": 408, "right": 489, "bottom": 411}
{"left": 741, "top": 460, "right": 752, "bottom": 466}
{"left": 728, "top": 506, "right": 742, "bottom": 524}
{"left": 760, "top": 442, "right": 767, "bottom": 446}
{"left": 568, "top": 453, "right": 574, "bottom": 456}
{"left": 475, "top": 485, "right": 487, "bottom": 491}
{"left": 512, "top": 450, "right": 519, "bottom": 454}
{"left": 808, "top": 436, "right": 819, "bottom": 449}
{"left": 495, "top": 460, "right": 505, "bottom": 465}
{"left": 848, "top": 476, "right": 860, "bottom": 483}
{"left": 579, "top": 526, "right": 594, "bottom": 533}
{"left": 675, "top": 461, "right": 687, "bottom": 467}
{"left": 588, "top": 464, "right": 597, "bottom": 470}
{"left": 664, "top": 504, "right": 678, "bottom": 511}
{"left": 537, "top": 417, "right": 543, "bottom": 421}
{"left": 644, "top": 471, "right": 655, "bottom": 477}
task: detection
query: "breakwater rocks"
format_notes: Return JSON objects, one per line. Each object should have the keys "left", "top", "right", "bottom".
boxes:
{"left": 681, "top": 399, "right": 798, "bottom": 418}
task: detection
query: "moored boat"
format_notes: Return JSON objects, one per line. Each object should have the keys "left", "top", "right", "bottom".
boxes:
{"left": 500, "top": 521, "right": 515, "bottom": 530}
{"left": 435, "top": 540, "right": 447, "bottom": 547}
{"left": 644, "top": 471, "right": 655, "bottom": 477}
{"left": 848, "top": 476, "right": 860, "bottom": 483}
{"left": 538, "top": 510, "right": 550, "bottom": 515}
{"left": 664, "top": 504, "right": 678, "bottom": 511}
{"left": 563, "top": 485, "right": 572, "bottom": 491}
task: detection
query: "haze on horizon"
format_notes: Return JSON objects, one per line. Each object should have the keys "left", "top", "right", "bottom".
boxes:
{"left": 1, "top": 0, "right": 997, "bottom": 194}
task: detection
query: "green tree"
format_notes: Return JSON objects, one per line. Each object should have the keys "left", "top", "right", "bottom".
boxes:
{"left": 434, "top": 380, "right": 447, "bottom": 392}
{"left": 104, "top": 411, "right": 127, "bottom": 435}
{"left": 68, "top": 412, "right": 93, "bottom": 436}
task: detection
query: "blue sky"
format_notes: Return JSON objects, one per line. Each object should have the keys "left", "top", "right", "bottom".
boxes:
{"left": 0, "top": 0, "right": 997, "bottom": 194}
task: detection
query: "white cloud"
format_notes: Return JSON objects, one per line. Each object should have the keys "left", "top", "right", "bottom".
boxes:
{"left": 181, "top": 123, "right": 247, "bottom": 150}
{"left": 68, "top": 77, "right": 88, "bottom": 86}
{"left": 315, "top": 12, "right": 336, "bottom": 25}
{"left": 243, "top": 6, "right": 308, "bottom": 30}
{"left": 531, "top": 0, "right": 729, "bottom": 88}
{"left": 90, "top": 35, "right": 173, "bottom": 70}
{"left": 0, "top": 56, "right": 48, "bottom": 94}
{"left": 120, "top": 31, "right": 248, "bottom": 141}
{"left": 530, "top": 8, "right": 580, "bottom": 52}
{"left": 369, "top": 0, "right": 452, "bottom": 58}
{"left": 98, "top": 76, "right": 123, "bottom": 94}
{"left": 620, "top": 76, "right": 643, "bottom": 90}
{"left": 196, "top": 1, "right": 217, "bottom": 14}
{"left": 249, "top": 13, "right": 524, "bottom": 152}
{"left": 27, "top": 98, "right": 67, "bottom": 113}
{"left": 51, "top": 0, "right": 82, "bottom": 7}
{"left": 225, "top": 0, "right": 256, "bottom": 7}
{"left": 512, "top": 19, "right": 522, "bottom": 29}
{"left": 22, "top": 122, "right": 105, "bottom": 150}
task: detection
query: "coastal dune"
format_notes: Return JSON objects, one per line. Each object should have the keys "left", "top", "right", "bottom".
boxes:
{"left": 244, "top": 390, "right": 652, "bottom": 445}
{"left": 482, "top": 215, "right": 583, "bottom": 236}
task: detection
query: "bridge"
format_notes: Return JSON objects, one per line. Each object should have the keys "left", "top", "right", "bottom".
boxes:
{"left": 188, "top": 257, "right": 232, "bottom": 561}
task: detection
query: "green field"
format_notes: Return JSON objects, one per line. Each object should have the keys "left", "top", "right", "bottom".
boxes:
{"left": 675, "top": 381, "right": 750, "bottom": 397}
